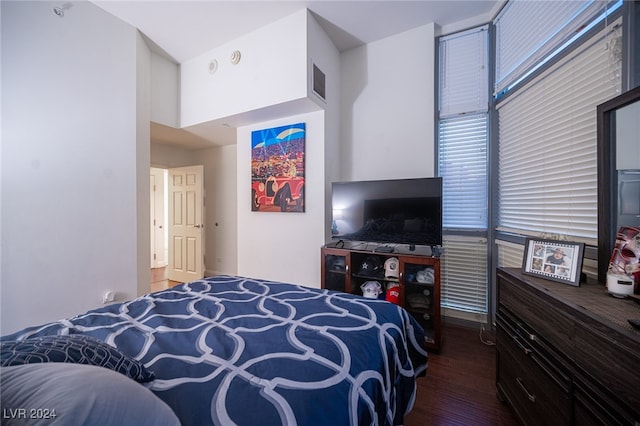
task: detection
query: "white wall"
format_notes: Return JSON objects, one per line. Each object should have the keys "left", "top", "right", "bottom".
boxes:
{"left": 340, "top": 23, "right": 436, "bottom": 181}
{"left": 180, "top": 9, "right": 308, "bottom": 127}
{"left": 237, "top": 111, "right": 326, "bottom": 286}
{"left": 136, "top": 33, "right": 152, "bottom": 297}
{"left": 150, "top": 52, "right": 180, "bottom": 128}
{"left": 197, "top": 145, "right": 238, "bottom": 276}
{"left": 235, "top": 10, "right": 339, "bottom": 288}
{"left": 150, "top": 143, "right": 199, "bottom": 168}
{"left": 306, "top": 11, "right": 342, "bottom": 244}
{"left": 1, "top": 1, "right": 149, "bottom": 334}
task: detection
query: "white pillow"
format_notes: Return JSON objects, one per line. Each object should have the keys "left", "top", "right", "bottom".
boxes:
{"left": 0, "top": 363, "right": 180, "bottom": 426}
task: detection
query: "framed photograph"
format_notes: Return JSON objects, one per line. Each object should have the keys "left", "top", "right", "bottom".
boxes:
{"left": 522, "top": 238, "right": 585, "bottom": 286}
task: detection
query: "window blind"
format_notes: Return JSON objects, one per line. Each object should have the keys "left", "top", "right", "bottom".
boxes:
{"left": 439, "top": 114, "right": 488, "bottom": 229}
{"left": 441, "top": 235, "right": 488, "bottom": 314}
{"left": 496, "top": 239, "right": 525, "bottom": 269}
{"left": 494, "top": 0, "right": 612, "bottom": 96}
{"left": 439, "top": 25, "right": 489, "bottom": 117}
{"left": 438, "top": 25, "right": 489, "bottom": 230}
{"left": 437, "top": 25, "right": 490, "bottom": 320}
{"left": 497, "top": 21, "right": 622, "bottom": 245}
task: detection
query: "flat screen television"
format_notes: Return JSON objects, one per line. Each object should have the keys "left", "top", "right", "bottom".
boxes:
{"left": 331, "top": 177, "right": 442, "bottom": 248}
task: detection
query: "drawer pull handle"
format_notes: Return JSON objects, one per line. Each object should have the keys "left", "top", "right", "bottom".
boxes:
{"left": 516, "top": 377, "right": 536, "bottom": 403}
{"left": 514, "top": 337, "right": 532, "bottom": 356}
{"left": 501, "top": 323, "right": 532, "bottom": 356}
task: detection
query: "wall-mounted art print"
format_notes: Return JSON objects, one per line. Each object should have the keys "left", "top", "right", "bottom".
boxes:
{"left": 251, "top": 122, "right": 305, "bottom": 212}
{"left": 522, "top": 238, "right": 585, "bottom": 286}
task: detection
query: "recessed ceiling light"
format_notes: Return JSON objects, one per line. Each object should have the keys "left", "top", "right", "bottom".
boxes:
{"left": 230, "top": 50, "right": 241, "bottom": 65}
{"left": 208, "top": 59, "right": 218, "bottom": 74}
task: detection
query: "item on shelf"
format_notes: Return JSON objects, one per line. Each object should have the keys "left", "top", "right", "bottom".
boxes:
{"left": 608, "top": 226, "right": 640, "bottom": 294}
{"left": 384, "top": 257, "right": 399, "bottom": 279}
{"left": 385, "top": 283, "right": 400, "bottom": 305}
{"left": 360, "top": 281, "right": 383, "bottom": 299}
{"left": 416, "top": 267, "right": 434, "bottom": 284}
{"left": 606, "top": 272, "right": 634, "bottom": 298}
{"left": 320, "top": 246, "right": 442, "bottom": 351}
{"left": 406, "top": 293, "right": 431, "bottom": 310}
{"left": 330, "top": 256, "right": 345, "bottom": 272}
{"left": 358, "top": 256, "right": 384, "bottom": 277}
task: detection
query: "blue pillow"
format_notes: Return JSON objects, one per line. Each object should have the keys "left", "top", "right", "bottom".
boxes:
{"left": 0, "top": 334, "right": 155, "bottom": 383}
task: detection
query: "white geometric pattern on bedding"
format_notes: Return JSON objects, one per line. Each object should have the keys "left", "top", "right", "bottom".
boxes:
{"left": 1, "top": 275, "right": 428, "bottom": 426}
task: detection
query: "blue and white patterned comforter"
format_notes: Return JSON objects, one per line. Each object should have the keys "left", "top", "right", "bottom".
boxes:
{"left": 2, "top": 275, "right": 428, "bottom": 425}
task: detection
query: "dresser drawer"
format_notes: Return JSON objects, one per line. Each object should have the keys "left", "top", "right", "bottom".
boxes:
{"left": 498, "top": 270, "right": 574, "bottom": 358}
{"left": 573, "top": 321, "right": 640, "bottom": 420}
{"left": 497, "top": 321, "right": 571, "bottom": 426}
{"left": 573, "top": 378, "right": 639, "bottom": 426}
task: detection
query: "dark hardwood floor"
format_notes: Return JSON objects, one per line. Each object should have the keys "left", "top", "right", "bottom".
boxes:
{"left": 405, "top": 324, "right": 519, "bottom": 426}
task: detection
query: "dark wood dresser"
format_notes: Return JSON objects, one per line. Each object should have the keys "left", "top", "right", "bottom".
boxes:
{"left": 496, "top": 267, "right": 640, "bottom": 425}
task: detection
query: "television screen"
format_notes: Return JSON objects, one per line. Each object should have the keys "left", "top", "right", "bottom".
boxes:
{"left": 331, "top": 177, "right": 442, "bottom": 247}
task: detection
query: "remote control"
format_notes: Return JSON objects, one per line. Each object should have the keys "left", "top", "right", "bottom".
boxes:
{"left": 628, "top": 319, "right": 640, "bottom": 330}
{"left": 374, "top": 246, "right": 395, "bottom": 253}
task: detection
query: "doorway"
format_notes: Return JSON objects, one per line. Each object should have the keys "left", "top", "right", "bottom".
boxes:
{"left": 150, "top": 165, "right": 205, "bottom": 290}
{"left": 150, "top": 167, "right": 168, "bottom": 269}
{"left": 166, "top": 165, "right": 205, "bottom": 283}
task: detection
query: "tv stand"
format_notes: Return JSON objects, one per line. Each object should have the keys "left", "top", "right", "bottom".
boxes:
{"left": 321, "top": 244, "right": 441, "bottom": 351}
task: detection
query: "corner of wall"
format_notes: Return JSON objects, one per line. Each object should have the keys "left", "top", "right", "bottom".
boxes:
{"left": 137, "top": 31, "right": 152, "bottom": 297}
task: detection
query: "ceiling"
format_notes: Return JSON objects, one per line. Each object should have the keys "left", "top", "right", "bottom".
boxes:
{"left": 91, "top": 0, "right": 500, "bottom": 149}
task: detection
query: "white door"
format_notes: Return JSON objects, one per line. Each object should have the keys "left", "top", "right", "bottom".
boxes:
{"left": 168, "top": 165, "right": 204, "bottom": 282}
{"left": 150, "top": 168, "right": 167, "bottom": 268}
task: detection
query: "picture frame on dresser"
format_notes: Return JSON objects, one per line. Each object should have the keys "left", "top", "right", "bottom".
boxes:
{"left": 522, "top": 238, "right": 585, "bottom": 286}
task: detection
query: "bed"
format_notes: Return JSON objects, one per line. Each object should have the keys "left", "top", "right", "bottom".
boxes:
{"left": 1, "top": 275, "right": 427, "bottom": 425}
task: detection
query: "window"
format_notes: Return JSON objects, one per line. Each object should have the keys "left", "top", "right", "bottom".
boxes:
{"left": 438, "top": 115, "right": 488, "bottom": 229}
{"left": 438, "top": 26, "right": 489, "bottom": 230}
{"left": 494, "top": 0, "right": 620, "bottom": 97}
{"left": 497, "top": 27, "right": 621, "bottom": 243}
{"left": 437, "top": 26, "right": 489, "bottom": 320}
{"left": 494, "top": 1, "right": 623, "bottom": 279}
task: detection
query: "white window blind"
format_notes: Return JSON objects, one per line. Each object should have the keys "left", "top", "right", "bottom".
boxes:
{"left": 439, "top": 25, "right": 488, "bottom": 117}
{"left": 494, "top": 0, "right": 612, "bottom": 96}
{"left": 439, "top": 114, "right": 488, "bottom": 229}
{"left": 441, "top": 235, "right": 488, "bottom": 314}
{"left": 438, "top": 26, "right": 488, "bottom": 230}
{"left": 497, "top": 21, "right": 622, "bottom": 245}
{"left": 437, "top": 25, "right": 489, "bottom": 321}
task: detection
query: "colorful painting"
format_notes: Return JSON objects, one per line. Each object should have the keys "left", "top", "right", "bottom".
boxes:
{"left": 251, "top": 123, "right": 305, "bottom": 212}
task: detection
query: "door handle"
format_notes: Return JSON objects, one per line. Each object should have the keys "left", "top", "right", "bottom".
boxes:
{"left": 193, "top": 224, "right": 203, "bottom": 228}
